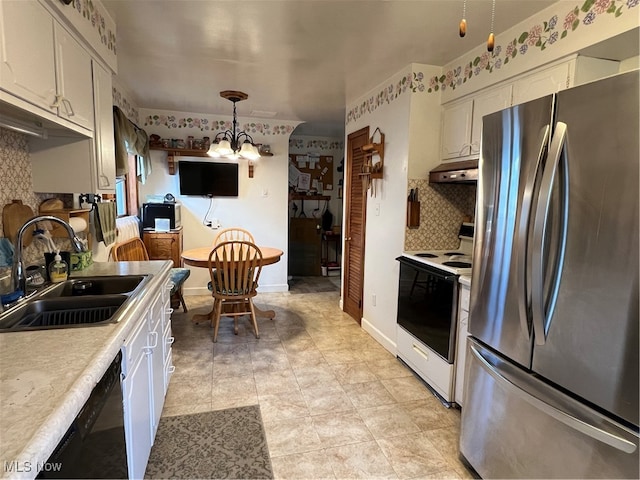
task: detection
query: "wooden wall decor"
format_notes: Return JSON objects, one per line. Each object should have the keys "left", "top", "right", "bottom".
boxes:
{"left": 359, "top": 128, "right": 385, "bottom": 197}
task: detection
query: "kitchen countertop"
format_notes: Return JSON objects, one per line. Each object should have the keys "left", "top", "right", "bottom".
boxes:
{"left": 0, "top": 260, "right": 172, "bottom": 479}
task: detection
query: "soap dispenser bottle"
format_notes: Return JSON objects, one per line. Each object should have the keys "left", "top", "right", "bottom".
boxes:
{"left": 49, "top": 253, "right": 68, "bottom": 283}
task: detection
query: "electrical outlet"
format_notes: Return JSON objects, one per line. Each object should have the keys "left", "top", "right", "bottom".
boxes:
{"left": 372, "top": 293, "right": 377, "bottom": 306}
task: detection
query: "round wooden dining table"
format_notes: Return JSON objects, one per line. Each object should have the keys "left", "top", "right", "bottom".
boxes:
{"left": 181, "top": 246, "right": 283, "bottom": 269}
{"left": 181, "top": 246, "right": 284, "bottom": 323}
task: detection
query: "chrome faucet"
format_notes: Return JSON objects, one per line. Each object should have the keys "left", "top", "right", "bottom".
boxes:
{"left": 11, "top": 215, "right": 86, "bottom": 296}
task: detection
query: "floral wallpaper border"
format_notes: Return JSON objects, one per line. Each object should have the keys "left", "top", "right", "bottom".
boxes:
{"left": 112, "top": 85, "right": 140, "bottom": 125}
{"left": 71, "top": 0, "right": 116, "bottom": 55}
{"left": 289, "top": 138, "right": 344, "bottom": 151}
{"left": 427, "top": 0, "right": 637, "bottom": 94}
{"left": 346, "top": 0, "right": 637, "bottom": 125}
{"left": 142, "top": 114, "right": 296, "bottom": 136}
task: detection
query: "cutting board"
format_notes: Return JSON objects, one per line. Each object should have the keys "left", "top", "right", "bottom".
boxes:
{"left": 2, "top": 200, "right": 35, "bottom": 247}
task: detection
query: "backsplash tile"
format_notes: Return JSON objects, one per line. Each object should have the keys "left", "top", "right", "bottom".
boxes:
{"left": 405, "top": 179, "right": 476, "bottom": 250}
{"left": 0, "top": 128, "right": 74, "bottom": 268}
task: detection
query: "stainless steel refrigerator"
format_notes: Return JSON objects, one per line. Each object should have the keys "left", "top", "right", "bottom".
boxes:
{"left": 460, "top": 69, "right": 639, "bottom": 479}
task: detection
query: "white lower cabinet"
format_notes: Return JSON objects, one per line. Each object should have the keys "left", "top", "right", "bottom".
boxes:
{"left": 121, "top": 313, "right": 154, "bottom": 480}
{"left": 148, "top": 295, "right": 165, "bottom": 439}
{"left": 121, "top": 278, "right": 173, "bottom": 479}
{"left": 454, "top": 283, "right": 471, "bottom": 406}
{"left": 162, "top": 289, "right": 175, "bottom": 394}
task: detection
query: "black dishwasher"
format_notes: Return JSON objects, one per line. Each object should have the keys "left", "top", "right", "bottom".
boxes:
{"left": 38, "top": 352, "right": 128, "bottom": 478}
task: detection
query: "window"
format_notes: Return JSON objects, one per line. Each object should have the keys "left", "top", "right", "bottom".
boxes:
{"left": 113, "top": 154, "right": 140, "bottom": 217}
{"left": 115, "top": 176, "right": 127, "bottom": 216}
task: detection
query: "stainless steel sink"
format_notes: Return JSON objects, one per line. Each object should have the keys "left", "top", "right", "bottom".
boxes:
{"left": 0, "top": 295, "right": 128, "bottom": 331}
{"left": 42, "top": 275, "right": 148, "bottom": 297}
{"left": 0, "top": 275, "right": 150, "bottom": 332}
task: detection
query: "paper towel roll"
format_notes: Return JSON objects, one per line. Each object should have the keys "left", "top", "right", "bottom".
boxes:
{"left": 69, "top": 216, "right": 88, "bottom": 233}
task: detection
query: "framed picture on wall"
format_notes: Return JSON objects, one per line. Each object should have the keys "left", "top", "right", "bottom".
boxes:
{"left": 298, "top": 172, "right": 311, "bottom": 191}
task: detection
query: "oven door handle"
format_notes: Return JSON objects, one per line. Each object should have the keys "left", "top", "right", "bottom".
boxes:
{"left": 396, "top": 256, "right": 459, "bottom": 282}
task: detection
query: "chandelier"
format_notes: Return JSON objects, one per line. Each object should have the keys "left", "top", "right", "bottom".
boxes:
{"left": 207, "top": 90, "right": 261, "bottom": 161}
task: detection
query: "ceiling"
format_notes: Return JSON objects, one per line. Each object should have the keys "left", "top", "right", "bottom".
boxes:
{"left": 103, "top": 0, "right": 558, "bottom": 137}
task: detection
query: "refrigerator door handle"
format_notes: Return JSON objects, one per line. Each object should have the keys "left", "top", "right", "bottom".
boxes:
{"left": 469, "top": 342, "right": 638, "bottom": 454}
{"left": 531, "top": 122, "right": 569, "bottom": 345}
{"left": 517, "top": 124, "right": 550, "bottom": 337}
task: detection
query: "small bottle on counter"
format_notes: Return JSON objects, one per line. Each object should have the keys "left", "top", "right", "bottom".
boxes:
{"left": 49, "top": 254, "right": 68, "bottom": 283}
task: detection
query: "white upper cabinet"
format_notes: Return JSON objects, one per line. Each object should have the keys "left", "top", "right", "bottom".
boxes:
{"left": 54, "top": 24, "right": 94, "bottom": 130}
{"left": 470, "top": 85, "right": 513, "bottom": 156}
{"left": 0, "top": 0, "right": 57, "bottom": 112}
{"left": 512, "top": 55, "right": 619, "bottom": 106}
{"left": 0, "top": 0, "right": 94, "bottom": 133}
{"left": 441, "top": 84, "right": 512, "bottom": 160}
{"left": 92, "top": 60, "right": 116, "bottom": 193}
{"left": 440, "top": 54, "right": 618, "bottom": 162}
{"left": 512, "top": 61, "right": 571, "bottom": 106}
{"left": 440, "top": 100, "right": 473, "bottom": 160}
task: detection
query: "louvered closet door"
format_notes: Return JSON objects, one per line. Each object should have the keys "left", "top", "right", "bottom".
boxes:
{"left": 343, "top": 127, "right": 369, "bottom": 323}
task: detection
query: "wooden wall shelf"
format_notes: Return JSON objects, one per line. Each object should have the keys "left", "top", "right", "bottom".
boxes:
{"left": 151, "top": 147, "right": 274, "bottom": 174}
{"left": 150, "top": 147, "right": 210, "bottom": 175}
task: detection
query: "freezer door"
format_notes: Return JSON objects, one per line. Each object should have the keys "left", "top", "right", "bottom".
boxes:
{"left": 470, "top": 95, "right": 553, "bottom": 366}
{"left": 531, "top": 70, "right": 639, "bottom": 427}
{"left": 460, "top": 338, "right": 640, "bottom": 479}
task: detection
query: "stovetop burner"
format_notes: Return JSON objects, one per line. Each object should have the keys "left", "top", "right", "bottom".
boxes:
{"left": 442, "top": 261, "right": 472, "bottom": 268}
{"left": 401, "top": 222, "right": 475, "bottom": 275}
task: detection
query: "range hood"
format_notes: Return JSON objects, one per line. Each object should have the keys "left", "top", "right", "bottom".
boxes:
{"left": 429, "top": 159, "right": 478, "bottom": 184}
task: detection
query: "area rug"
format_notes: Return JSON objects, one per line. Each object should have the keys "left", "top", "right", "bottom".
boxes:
{"left": 145, "top": 405, "right": 273, "bottom": 479}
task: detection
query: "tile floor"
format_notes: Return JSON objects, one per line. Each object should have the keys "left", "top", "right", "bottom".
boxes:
{"left": 159, "top": 278, "right": 474, "bottom": 479}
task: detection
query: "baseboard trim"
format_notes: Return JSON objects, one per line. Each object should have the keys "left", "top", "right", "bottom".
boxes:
{"left": 361, "top": 317, "right": 397, "bottom": 355}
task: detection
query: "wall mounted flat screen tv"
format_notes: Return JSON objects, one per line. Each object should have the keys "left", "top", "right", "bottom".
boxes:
{"left": 178, "top": 161, "right": 239, "bottom": 197}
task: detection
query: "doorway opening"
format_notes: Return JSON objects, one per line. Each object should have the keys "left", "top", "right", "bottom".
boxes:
{"left": 287, "top": 125, "right": 345, "bottom": 291}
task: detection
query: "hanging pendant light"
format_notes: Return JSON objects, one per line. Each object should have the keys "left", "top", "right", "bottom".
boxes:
{"left": 487, "top": 0, "right": 496, "bottom": 52}
{"left": 207, "top": 90, "right": 261, "bottom": 161}
{"left": 459, "top": 0, "right": 467, "bottom": 37}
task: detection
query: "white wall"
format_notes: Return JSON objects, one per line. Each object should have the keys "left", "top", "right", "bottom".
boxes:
{"left": 345, "top": 64, "right": 444, "bottom": 353}
{"left": 138, "top": 108, "right": 300, "bottom": 294}
{"left": 407, "top": 63, "right": 445, "bottom": 177}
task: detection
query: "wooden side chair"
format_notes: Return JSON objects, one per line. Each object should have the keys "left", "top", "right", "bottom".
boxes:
{"left": 207, "top": 240, "right": 263, "bottom": 342}
{"left": 112, "top": 237, "right": 190, "bottom": 312}
{"left": 213, "top": 227, "right": 255, "bottom": 244}
{"left": 207, "top": 227, "right": 256, "bottom": 292}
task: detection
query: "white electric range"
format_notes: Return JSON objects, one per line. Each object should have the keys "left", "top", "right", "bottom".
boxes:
{"left": 396, "top": 222, "right": 474, "bottom": 405}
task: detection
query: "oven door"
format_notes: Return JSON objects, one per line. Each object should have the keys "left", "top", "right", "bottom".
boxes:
{"left": 396, "top": 256, "right": 459, "bottom": 362}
